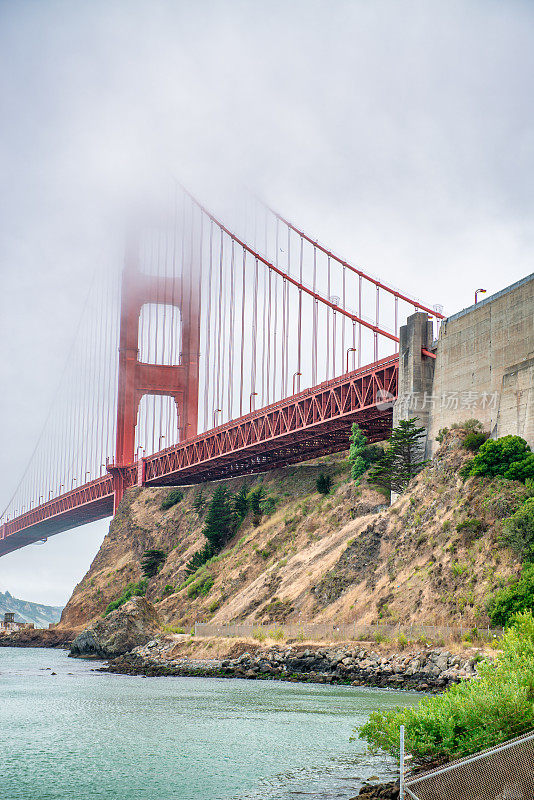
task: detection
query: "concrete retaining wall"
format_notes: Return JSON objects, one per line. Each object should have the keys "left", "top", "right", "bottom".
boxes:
{"left": 396, "top": 273, "right": 534, "bottom": 456}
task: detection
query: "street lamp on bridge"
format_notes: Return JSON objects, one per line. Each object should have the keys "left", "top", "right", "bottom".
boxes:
{"left": 213, "top": 408, "right": 222, "bottom": 428}
{"left": 250, "top": 392, "right": 258, "bottom": 412}
{"left": 346, "top": 347, "right": 357, "bottom": 372}
{"left": 292, "top": 372, "right": 302, "bottom": 394}
{"left": 475, "top": 288, "right": 487, "bottom": 304}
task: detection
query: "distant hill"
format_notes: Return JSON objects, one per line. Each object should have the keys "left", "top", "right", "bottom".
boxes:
{"left": 0, "top": 590, "right": 63, "bottom": 627}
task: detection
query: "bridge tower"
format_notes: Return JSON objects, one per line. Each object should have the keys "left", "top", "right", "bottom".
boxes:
{"left": 112, "top": 242, "right": 200, "bottom": 509}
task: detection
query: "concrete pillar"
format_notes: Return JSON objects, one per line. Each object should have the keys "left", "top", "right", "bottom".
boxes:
{"left": 394, "top": 312, "right": 436, "bottom": 457}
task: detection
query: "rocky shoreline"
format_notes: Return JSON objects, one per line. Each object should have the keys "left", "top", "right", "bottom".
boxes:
{"left": 104, "top": 638, "right": 481, "bottom": 692}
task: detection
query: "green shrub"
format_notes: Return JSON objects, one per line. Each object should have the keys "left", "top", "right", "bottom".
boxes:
{"left": 500, "top": 498, "right": 534, "bottom": 561}
{"left": 487, "top": 564, "right": 534, "bottom": 626}
{"left": 140, "top": 548, "right": 166, "bottom": 578}
{"left": 461, "top": 419, "right": 485, "bottom": 432}
{"left": 162, "top": 624, "right": 185, "bottom": 634}
{"left": 456, "top": 518, "right": 485, "bottom": 536}
{"left": 104, "top": 579, "right": 148, "bottom": 615}
{"left": 316, "top": 472, "right": 333, "bottom": 495}
{"left": 462, "top": 431, "right": 489, "bottom": 452}
{"left": 208, "top": 599, "right": 221, "bottom": 613}
{"left": 260, "top": 495, "right": 278, "bottom": 516}
{"left": 358, "top": 612, "right": 534, "bottom": 766}
{"left": 436, "top": 427, "right": 449, "bottom": 444}
{"left": 161, "top": 489, "right": 184, "bottom": 510}
{"left": 161, "top": 584, "right": 175, "bottom": 597}
{"left": 187, "top": 574, "right": 214, "bottom": 599}
{"left": 461, "top": 436, "right": 534, "bottom": 483}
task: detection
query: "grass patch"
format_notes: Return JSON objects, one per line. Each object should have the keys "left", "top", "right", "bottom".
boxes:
{"left": 104, "top": 579, "right": 148, "bottom": 615}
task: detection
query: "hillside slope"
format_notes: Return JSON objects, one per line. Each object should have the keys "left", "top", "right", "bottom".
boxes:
{"left": 60, "top": 432, "right": 528, "bottom": 632}
{"left": 0, "top": 590, "right": 63, "bottom": 626}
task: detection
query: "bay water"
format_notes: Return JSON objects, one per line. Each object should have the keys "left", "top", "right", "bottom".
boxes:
{"left": 0, "top": 647, "right": 420, "bottom": 800}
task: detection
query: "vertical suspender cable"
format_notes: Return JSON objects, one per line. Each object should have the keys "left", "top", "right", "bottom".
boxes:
{"left": 227, "top": 239, "right": 235, "bottom": 420}
{"left": 239, "top": 247, "right": 246, "bottom": 417}
{"left": 204, "top": 221, "right": 213, "bottom": 429}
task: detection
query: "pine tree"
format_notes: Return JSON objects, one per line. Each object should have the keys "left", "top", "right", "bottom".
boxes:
{"left": 248, "top": 485, "right": 264, "bottom": 516}
{"left": 192, "top": 490, "right": 205, "bottom": 514}
{"left": 368, "top": 418, "right": 427, "bottom": 494}
{"left": 140, "top": 548, "right": 166, "bottom": 578}
{"left": 202, "top": 485, "right": 235, "bottom": 551}
{"left": 316, "top": 472, "right": 333, "bottom": 494}
{"left": 185, "top": 542, "right": 214, "bottom": 575}
{"left": 233, "top": 484, "right": 249, "bottom": 524}
{"left": 349, "top": 423, "right": 369, "bottom": 481}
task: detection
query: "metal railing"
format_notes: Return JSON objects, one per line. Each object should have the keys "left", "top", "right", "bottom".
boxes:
{"left": 404, "top": 729, "right": 534, "bottom": 800}
{"left": 194, "top": 621, "right": 503, "bottom": 643}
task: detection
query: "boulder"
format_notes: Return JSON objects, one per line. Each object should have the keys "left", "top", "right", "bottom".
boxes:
{"left": 69, "top": 597, "right": 162, "bottom": 659}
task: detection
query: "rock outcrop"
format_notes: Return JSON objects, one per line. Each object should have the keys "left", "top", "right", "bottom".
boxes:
{"left": 106, "top": 639, "right": 482, "bottom": 691}
{"left": 70, "top": 597, "right": 162, "bottom": 659}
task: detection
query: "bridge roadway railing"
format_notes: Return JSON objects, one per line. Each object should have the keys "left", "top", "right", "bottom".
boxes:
{"left": 0, "top": 474, "right": 115, "bottom": 554}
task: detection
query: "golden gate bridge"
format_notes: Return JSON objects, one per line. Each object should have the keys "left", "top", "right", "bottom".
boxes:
{"left": 0, "top": 185, "right": 443, "bottom": 557}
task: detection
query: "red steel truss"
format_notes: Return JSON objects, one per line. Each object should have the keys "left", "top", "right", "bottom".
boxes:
{"left": 0, "top": 355, "right": 398, "bottom": 556}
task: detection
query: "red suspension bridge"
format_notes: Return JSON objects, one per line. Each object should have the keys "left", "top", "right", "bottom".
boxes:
{"left": 0, "top": 187, "right": 443, "bottom": 557}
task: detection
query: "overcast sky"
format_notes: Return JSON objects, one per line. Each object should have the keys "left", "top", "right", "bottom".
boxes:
{"left": 1, "top": 0, "right": 533, "bottom": 606}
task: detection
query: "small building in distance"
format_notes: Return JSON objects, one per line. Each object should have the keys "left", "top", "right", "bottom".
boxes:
{"left": 1, "top": 611, "right": 34, "bottom": 632}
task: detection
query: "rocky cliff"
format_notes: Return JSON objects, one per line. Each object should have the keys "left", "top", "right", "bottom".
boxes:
{"left": 60, "top": 431, "right": 528, "bottom": 633}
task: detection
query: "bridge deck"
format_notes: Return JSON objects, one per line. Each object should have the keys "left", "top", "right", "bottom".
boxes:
{"left": 0, "top": 355, "right": 398, "bottom": 557}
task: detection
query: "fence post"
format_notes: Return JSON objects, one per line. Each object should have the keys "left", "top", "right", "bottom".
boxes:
{"left": 400, "top": 725, "right": 405, "bottom": 800}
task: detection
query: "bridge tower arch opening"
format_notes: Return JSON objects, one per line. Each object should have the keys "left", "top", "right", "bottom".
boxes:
{"left": 114, "top": 246, "right": 200, "bottom": 499}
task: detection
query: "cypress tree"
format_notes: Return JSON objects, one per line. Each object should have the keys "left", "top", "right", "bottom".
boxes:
{"left": 368, "top": 418, "right": 427, "bottom": 494}
{"left": 233, "top": 484, "right": 249, "bottom": 524}
{"left": 203, "top": 485, "right": 235, "bottom": 551}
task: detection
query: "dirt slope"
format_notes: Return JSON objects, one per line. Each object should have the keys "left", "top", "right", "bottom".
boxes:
{"left": 60, "top": 432, "right": 528, "bottom": 631}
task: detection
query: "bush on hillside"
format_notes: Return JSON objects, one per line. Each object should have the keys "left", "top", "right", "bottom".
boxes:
{"left": 358, "top": 612, "right": 534, "bottom": 766}
{"left": 104, "top": 579, "right": 148, "bottom": 615}
{"left": 499, "top": 498, "right": 534, "bottom": 562}
{"left": 187, "top": 573, "right": 214, "bottom": 599}
{"left": 436, "top": 427, "right": 449, "bottom": 444}
{"left": 462, "top": 431, "right": 489, "bottom": 452}
{"left": 461, "top": 435, "right": 534, "bottom": 483}
{"left": 487, "top": 565, "right": 534, "bottom": 626}
{"left": 316, "top": 472, "right": 333, "bottom": 495}
{"left": 161, "top": 489, "right": 184, "bottom": 510}
{"left": 456, "top": 518, "right": 486, "bottom": 536}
